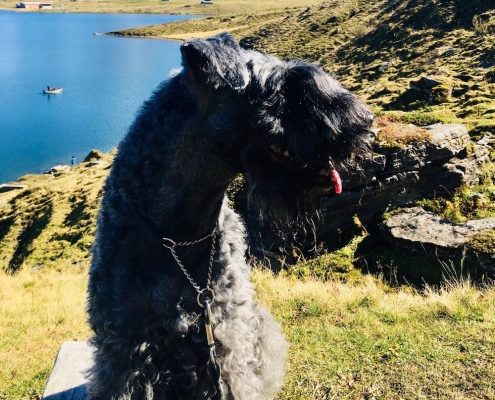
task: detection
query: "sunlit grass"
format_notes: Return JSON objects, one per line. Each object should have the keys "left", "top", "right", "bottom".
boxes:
{"left": 0, "top": 269, "right": 91, "bottom": 399}
{"left": 253, "top": 268, "right": 495, "bottom": 399}
{"left": 1, "top": 266, "right": 494, "bottom": 399}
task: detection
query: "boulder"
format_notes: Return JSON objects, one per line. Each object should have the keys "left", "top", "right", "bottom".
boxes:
{"left": 83, "top": 149, "right": 103, "bottom": 162}
{"left": 409, "top": 76, "right": 453, "bottom": 102}
{"left": 44, "top": 165, "right": 70, "bottom": 175}
{"left": 381, "top": 207, "right": 495, "bottom": 274}
{"left": 319, "top": 124, "right": 488, "bottom": 239}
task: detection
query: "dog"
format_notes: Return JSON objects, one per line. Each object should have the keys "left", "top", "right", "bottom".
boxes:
{"left": 87, "top": 32, "right": 373, "bottom": 399}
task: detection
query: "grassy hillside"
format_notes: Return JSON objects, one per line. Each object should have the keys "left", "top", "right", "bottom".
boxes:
{"left": 0, "top": 153, "right": 112, "bottom": 274}
{"left": 0, "top": 0, "right": 324, "bottom": 16}
{"left": 117, "top": 0, "right": 495, "bottom": 137}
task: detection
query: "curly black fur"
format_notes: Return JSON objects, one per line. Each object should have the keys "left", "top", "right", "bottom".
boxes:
{"left": 87, "top": 33, "right": 373, "bottom": 400}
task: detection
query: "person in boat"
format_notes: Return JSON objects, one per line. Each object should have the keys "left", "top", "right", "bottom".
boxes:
{"left": 47, "top": 84, "right": 51, "bottom": 91}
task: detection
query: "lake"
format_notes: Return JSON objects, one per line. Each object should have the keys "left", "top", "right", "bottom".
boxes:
{"left": 0, "top": 11, "right": 196, "bottom": 183}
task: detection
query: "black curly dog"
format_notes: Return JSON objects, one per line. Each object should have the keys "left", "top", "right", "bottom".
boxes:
{"left": 87, "top": 33, "right": 373, "bottom": 399}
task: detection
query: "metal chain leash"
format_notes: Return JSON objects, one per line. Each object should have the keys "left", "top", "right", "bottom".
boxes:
{"left": 162, "top": 227, "right": 219, "bottom": 365}
{"left": 162, "top": 228, "right": 216, "bottom": 302}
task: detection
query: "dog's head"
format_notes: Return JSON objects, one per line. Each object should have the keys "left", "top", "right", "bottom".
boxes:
{"left": 242, "top": 54, "right": 375, "bottom": 226}
{"left": 180, "top": 32, "right": 249, "bottom": 94}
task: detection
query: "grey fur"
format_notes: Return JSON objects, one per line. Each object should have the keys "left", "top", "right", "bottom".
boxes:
{"left": 87, "top": 33, "right": 373, "bottom": 399}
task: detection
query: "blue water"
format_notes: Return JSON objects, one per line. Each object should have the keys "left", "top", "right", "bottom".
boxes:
{"left": 0, "top": 11, "right": 196, "bottom": 183}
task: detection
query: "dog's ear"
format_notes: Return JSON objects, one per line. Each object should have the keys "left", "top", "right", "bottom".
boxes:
{"left": 180, "top": 33, "right": 248, "bottom": 90}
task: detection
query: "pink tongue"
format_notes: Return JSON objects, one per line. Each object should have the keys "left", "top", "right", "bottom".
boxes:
{"left": 331, "top": 169, "right": 342, "bottom": 194}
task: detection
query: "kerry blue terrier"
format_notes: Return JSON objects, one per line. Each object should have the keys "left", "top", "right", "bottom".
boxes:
{"left": 87, "top": 32, "right": 373, "bottom": 400}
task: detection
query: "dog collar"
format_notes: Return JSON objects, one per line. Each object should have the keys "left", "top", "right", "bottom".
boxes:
{"left": 162, "top": 226, "right": 223, "bottom": 399}
{"left": 162, "top": 228, "right": 217, "bottom": 350}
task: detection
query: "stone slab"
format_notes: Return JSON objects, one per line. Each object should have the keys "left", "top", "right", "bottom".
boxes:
{"left": 42, "top": 341, "right": 93, "bottom": 400}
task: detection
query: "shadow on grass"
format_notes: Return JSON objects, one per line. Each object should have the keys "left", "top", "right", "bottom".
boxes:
{"left": 63, "top": 201, "right": 90, "bottom": 227}
{"left": 7, "top": 203, "right": 53, "bottom": 274}
{"left": 0, "top": 216, "right": 14, "bottom": 244}
{"left": 354, "top": 234, "right": 482, "bottom": 287}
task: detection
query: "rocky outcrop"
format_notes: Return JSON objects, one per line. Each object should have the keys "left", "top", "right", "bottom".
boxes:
{"left": 381, "top": 207, "right": 495, "bottom": 274}
{"left": 248, "top": 124, "right": 492, "bottom": 265}
{"left": 318, "top": 124, "right": 489, "bottom": 238}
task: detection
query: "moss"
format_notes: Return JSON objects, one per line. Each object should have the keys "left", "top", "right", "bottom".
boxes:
{"left": 286, "top": 234, "right": 366, "bottom": 281}
{"left": 415, "top": 164, "right": 495, "bottom": 223}
{"left": 469, "top": 229, "right": 495, "bottom": 253}
{"left": 430, "top": 84, "right": 453, "bottom": 103}
{"left": 373, "top": 116, "right": 433, "bottom": 148}
{"left": 402, "top": 111, "right": 446, "bottom": 126}
{"left": 382, "top": 207, "right": 404, "bottom": 220}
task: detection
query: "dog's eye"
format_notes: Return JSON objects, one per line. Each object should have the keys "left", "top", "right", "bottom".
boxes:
{"left": 279, "top": 86, "right": 289, "bottom": 97}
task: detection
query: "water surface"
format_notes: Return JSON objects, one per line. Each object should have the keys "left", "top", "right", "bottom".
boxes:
{"left": 0, "top": 11, "right": 195, "bottom": 183}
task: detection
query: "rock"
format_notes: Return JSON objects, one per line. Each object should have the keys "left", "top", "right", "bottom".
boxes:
{"left": 421, "top": 76, "right": 443, "bottom": 89}
{"left": 477, "top": 134, "right": 494, "bottom": 146}
{"left": 83, "top": 149, "right": 103, "bottom": 162}
{"left": 42, "top": 341, "right": 93, "bottom": 399}
{"left": 440, "top": 48, "right": 459, "bottom": 57}
{"left": 409, "top": 76, "right": 453, "bottom": 102}
{"left": 247, "top": 124, "right": 491, "bottom": 262}
{"left": 44, "top": 165, "right": 70, "bottom": 175}
{"left": 409, "top": 83, "right": 422, "bottom": 92}
{"left": 429, "top": 84, "right": 452, "bottom": 103}
{"left": 381, "top": 207, "right": 495, "bottom": 274}
{"left": 377, "top": 61, "right": 394, "bottom": 73}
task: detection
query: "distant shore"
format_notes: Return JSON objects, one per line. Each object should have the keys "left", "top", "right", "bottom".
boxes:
{"left": 0, "top": 0, "right": 322, "bottom": 17}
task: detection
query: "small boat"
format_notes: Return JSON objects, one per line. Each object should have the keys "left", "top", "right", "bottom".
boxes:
{"left": 43, "top": 88, "right": 63, "bottom": 94}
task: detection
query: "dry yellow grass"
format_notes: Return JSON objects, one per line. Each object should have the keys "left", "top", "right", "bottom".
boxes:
{"left": 252, "top": 268, "right": 495, "bottom": 399}
{"left": 0, "top": 269, "right": 91, "bottom": 399}
{"left": 1, "top": 267, "right": 494, "bottom": 399}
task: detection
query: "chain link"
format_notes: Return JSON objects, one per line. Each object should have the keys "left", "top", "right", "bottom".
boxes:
{"left": 163, "top": 228, "right": 216, "bottom": 302}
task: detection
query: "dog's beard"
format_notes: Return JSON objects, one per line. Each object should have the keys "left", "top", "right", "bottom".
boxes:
{"left": 246, "top": 173, "right": 327, "bottom": 234}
